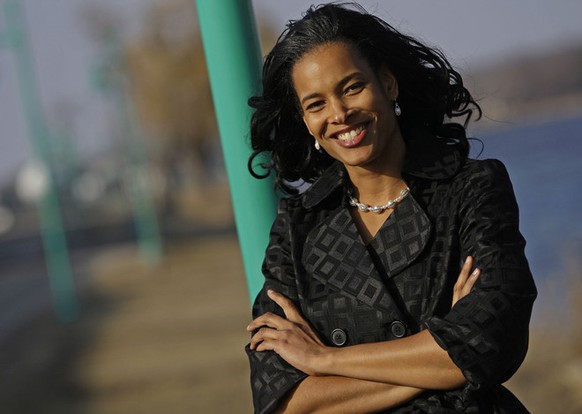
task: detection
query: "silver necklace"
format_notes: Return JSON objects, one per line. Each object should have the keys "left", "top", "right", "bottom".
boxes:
{"left": 348, "top": 187, "right": 410, "bottom": 214}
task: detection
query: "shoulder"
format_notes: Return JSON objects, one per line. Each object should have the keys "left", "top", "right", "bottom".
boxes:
{"left": 458, "top": 158, "right": 509, "bottom": 178}
{"left": 414, "top": 158, "right": 516, "bottom": 214}
{"left": 454, "top": 158, "right": 514, "bottom": 192}
{"left": 273, "top": 174, "right": 344, "bottom": 239}
{"left": 413, "top": 158, "right": 511, "bottom": 197}
{"left": 451, "top": 159, "right": 522, "bottom": 219}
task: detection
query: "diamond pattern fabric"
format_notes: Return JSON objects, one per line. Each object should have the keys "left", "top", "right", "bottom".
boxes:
{"left": 246, "top": 155, "right": 536, "bottom": 413}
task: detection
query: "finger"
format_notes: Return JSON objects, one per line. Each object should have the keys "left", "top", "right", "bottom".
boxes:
{"left": 455, "top": 256, "right": 474, "bottom": 289}
{"left": 249, "top": 327, "right": 280, "bottom": 350}
{"left": 267, "top": 291, "right": 326, "bottom": 346}
{"left": 461, "top": 268, "right": 480, "bottom": 296}
{"left": 256, "top": 338, "right": 276, "bottom": 353}
{"left": 246, "top": 311, "right": 289, "bottom": 332}
{"left": 453, "top": 256, "right": 475, "bottom": 306}
{"left": 267, "top": 290, "right": 304, "bottom": 323}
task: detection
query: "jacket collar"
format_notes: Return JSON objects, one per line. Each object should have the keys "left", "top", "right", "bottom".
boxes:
{"left": 302, "top": 140, "right": 463, "bottom": 209}
{"left": 303, "top": 161, "right": 345, "bottom": 209}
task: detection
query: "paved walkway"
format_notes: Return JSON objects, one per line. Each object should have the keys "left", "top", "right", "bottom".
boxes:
{"left": 0, "top": 249, "right": 95, "bottom": 345}
{"left": 0, "top": 235, "right": 253, "bottom": 414}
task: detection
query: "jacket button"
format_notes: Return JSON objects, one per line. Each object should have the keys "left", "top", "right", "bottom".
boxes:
{"left": 331, "top": 328, "right": 347, "bottom": 346}
{"left": 390, "top": 321, "right": 406, "bottom": 338}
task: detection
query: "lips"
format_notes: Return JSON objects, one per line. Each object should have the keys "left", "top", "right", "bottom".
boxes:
{"left": 332, "top": 123, "right": 369, "bottom": 148}
{"left": 337, "top": 124, "right": 366, "bottom": 141}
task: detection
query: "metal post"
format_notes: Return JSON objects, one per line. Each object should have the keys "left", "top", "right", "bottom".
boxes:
{"left": 92, "top": 32, "right": 163, "bottom": 265}
{"left": 117, "top": 76, "right": 164, "bottom": 265}
{"left": 195, "top": 0, "right": 277, "bottom": 301}
{"left": 2, "top": 0, "right": 79, "bottom": 322}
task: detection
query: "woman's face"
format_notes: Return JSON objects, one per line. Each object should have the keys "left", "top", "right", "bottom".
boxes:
{"left": 292, "top": 41, "right": 404, "bottom": 173}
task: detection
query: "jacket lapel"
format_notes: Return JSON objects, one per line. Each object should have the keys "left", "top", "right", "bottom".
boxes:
{"left": 302, "top": 192, "right": 432, "bottom": 313}
{"left": 369, "top": 193, "right": 432, "bottom": 277}
{"left": 302, "top": 207, "right": 396, "bottom": 312}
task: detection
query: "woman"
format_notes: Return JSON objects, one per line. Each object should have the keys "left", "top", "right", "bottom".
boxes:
{"left": 245, "top": 3, "right": 536, "bottom": 413}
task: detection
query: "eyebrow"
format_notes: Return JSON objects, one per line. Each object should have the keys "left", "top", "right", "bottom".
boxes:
{"left": 299, "top": 72, "right": 364, "bottom": 106}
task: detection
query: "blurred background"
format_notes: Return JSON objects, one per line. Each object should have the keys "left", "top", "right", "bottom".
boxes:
{"left": 0, "top": 0, "right": 581, "bottom": 413}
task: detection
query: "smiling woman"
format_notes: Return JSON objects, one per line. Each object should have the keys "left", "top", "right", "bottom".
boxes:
{"left": 293, "top": 42, "right": 404, "bottom": 177}
{"left": 245, "top": 3, "right": 536, "bottom": 414}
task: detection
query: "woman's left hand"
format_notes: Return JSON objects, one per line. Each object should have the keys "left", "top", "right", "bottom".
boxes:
{"left": 452, "top": 256, "right": 480, "bottom": 307}
{"left": 247, "top": 290, "right": 329, "bottom": 376}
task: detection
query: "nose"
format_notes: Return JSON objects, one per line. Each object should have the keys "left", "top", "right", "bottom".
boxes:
{"left": 328, "top": 98, "right": 348, "bottom": 124}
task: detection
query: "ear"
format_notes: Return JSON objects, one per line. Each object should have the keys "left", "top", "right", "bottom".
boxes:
{"left": 378, "top": 66, "right": 399, "bottom": 101}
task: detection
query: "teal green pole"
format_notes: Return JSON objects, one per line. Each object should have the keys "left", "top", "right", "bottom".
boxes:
{"left": 118, "top": 81, "right": 164, "bottom": 265}
{"left": 195, "top": 0, "right": 277, "bottom": 302}
{"left": 2, "top": 0, "right": 79, "bottom": 322}
{"left": 90, "top": 33, "right": 163, "bottom": 265}
{"left": 109, "top": 32, "right": 163, "bottom": 265}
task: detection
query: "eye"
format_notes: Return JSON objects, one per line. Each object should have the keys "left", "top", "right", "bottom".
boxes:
{"left": 305, "top": 100, "right": 325, "bottom": 112}
{"left": 344, "top": 81, "right": 365, "bottom": 95}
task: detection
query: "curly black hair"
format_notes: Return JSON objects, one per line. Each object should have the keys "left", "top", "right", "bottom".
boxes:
{"left": 248, "top": 2, "right": 481, "bottom": 194}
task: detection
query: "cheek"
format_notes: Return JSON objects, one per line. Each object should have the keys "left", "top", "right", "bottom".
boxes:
{"left": 304, "top": 115, "right": 325, "bottom": 137}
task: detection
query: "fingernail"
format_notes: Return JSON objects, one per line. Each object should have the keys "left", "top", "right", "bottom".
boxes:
{"left": 471, "top": 268, "right": 479, "bottom": 276}
{"left": 267, "top": 289, "right": 274, "bottom": 295}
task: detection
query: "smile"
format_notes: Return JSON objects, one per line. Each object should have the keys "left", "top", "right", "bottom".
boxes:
{"left": 337, "top": 124, "right": 366, "bottom": 141}
{"left": 331, "top": 122, "right": 369, "bottom": 148}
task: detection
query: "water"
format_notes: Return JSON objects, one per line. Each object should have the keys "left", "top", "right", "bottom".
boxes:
{"left": 470, "top": 115, "right": 582, "bottom": 283}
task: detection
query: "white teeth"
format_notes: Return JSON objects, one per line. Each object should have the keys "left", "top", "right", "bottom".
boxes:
{"left": 337, "top": 125, "right": 364, "bottom": 141}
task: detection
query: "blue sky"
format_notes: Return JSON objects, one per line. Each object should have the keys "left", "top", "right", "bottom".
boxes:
{"left": 1, "top": 0, "right": 581, "bottom": 183}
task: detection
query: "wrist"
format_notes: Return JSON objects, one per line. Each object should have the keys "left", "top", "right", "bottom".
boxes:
{"left": 314, "top": 345, "right": 339, "bottom": 376}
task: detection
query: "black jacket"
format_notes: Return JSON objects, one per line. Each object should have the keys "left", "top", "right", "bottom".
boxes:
{"left": 246, "top": 146, "right": 537, "bottom": 413}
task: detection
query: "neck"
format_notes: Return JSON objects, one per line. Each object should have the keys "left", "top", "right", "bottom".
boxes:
{"left": 348, "top": 170, "right": 405, "bottom": 206}
{"left": 345, "top": 142, "right": 407, "bottom": 206}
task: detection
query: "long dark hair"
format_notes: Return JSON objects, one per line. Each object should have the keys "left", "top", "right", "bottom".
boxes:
{"left": 248, "top": 2, "right": 481, "bottom": 194}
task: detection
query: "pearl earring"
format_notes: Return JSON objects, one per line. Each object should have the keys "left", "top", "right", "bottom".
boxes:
{"left": 314, "top": 140, "right": 321, "bottom": 151}
{"left": 394, "top": 101, "right": 402, "bottom": 116}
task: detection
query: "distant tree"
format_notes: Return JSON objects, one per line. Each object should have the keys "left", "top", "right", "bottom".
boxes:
{"left": 81, "top": 0, "right": 276, "bottom": 224}
{"left": 125, "top": 0, "right": 277, "bottom": 190}
{"left": 125, "top": 0, "right": 218, "bottom": 190}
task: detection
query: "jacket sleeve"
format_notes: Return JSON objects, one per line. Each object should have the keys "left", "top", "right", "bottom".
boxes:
{"left": 245, "top": 198, "right": 308, "bottom": 414}
{"left": 425, "top": 159, "right": 537, "bottom": 391}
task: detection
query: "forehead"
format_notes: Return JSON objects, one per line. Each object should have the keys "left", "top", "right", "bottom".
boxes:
{"left": 291, "top": 42, "right": 374, "bottom": 92}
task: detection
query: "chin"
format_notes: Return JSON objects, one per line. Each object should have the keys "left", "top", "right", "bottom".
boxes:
{"left": 339, "top": 155, "right": 375, "bottom": 169}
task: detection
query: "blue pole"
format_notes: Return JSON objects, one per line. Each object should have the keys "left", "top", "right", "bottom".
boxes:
{"left": 195, "top": 0, "right": 277, "bottom": 302}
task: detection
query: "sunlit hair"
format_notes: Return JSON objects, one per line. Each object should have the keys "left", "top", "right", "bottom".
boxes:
{"left": 248, "top": 2, "right": 481, "bottom": 194}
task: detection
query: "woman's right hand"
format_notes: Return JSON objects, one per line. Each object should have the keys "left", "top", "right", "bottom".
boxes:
{"left": 452, "top": 256, "right": 480, "bottom": 307}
